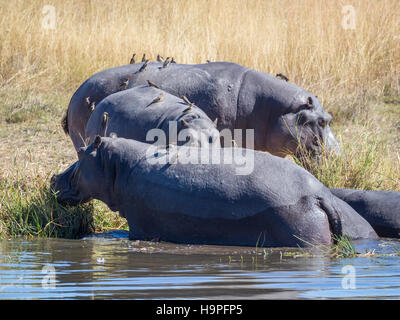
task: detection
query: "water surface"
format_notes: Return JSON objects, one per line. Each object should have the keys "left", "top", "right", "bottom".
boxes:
{"left": 1, "top": 232, "right": 400, "bottom": 299}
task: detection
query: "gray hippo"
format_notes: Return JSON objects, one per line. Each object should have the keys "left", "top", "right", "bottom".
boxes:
{"left": 63, "top": 62, "right": 340, "bottom": 157}
{"left": 85, "top": 85, "right": 220, "bottom": 148}
{"left": 331, "top": 189, "right": 400, "bottom": 238}
{"left": 51, "top": 136, "right": 376, "bottom": 247}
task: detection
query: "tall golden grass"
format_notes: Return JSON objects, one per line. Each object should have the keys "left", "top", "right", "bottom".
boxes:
{"left": 0, "top": 0, "right": 399, "bottom": 237}
{"left": 1, "top": 0, "right": 399, "bottom": 98}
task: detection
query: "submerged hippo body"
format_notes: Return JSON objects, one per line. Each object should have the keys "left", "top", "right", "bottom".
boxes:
{"left": 64, "top": 62, "right": 340, "bottom": 156}
{"left": 85, "top": 85, "right": 220, "bottom": 147}
{"left": 51, "top": 137, "right": 376, "bottom": 247}
{"left": 331, "top": 189, "right": 400, "bottom": 238}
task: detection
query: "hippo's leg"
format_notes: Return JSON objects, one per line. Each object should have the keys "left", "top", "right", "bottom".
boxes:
{"left": 124, "top": 195, "right": 334, "bottom": 247}
{"left": 319, "top": 194, "right": 378, "bottom": 241}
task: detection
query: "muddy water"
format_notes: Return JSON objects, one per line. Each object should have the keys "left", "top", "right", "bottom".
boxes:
{"left": 1, "top": 231, "right": 400, "bottom": 299}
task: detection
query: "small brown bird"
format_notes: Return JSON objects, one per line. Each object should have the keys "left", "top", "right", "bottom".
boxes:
{"left": 139, "top": 60, "right": 149, "bottom": 72}
{"left": 180, "top": 95, "right": 192, "bottom": 106}
{"left": 119, "top": 77, "right": 130, "bottom": 90}
{"left": 180, "top": 119, "right": 189, "bottom": 127}
{"left": 162, "top": 57, "right": 170, "bottom": 68}
{"left": 147, "top": 80, "right": 160, "bottom": 89}
{"left": 206, "top": 60, "right": 211, "bottom": 63}
{"left": 89, "top": 102, "right": 95, "bottom": 112}
{"left": 102, "top": 112, "right": 109, "bottom": 125}
{"left": 276, "top": 73, "right": 289, "bottom": 81}
{"left": 171, "top": 57, "right": 176, "bottom": 64}
{"left": 146, "top": 93, "right": 164, "bottom": 107}
{"left": 85, "top": 96, "right": 91, "bottom": 105}
{"left": 183, "top": 105, "right": 193, "bottom": 114}
{"left": 157, "top": 54, "right": 164, "bottom": 62}
{"left": 129, "top": 53, "right": 136, "bottom": 64}
{"left": 141, "top": 53, "right": 146, "bottom": 62}
{"left": 102, "top": 112, "right": 109, "bottom": 136}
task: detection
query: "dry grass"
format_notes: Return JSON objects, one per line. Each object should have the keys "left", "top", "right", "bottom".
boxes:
{"left": 0, "top": 0, "right": 399, "bottom": 237}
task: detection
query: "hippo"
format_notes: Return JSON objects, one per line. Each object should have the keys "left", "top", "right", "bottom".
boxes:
{"left": 63, "top": 61, "right": 340, "bottom": 157}
{"left": 85, "top": 85, "right": 220, "bottom": 148}
{"left": 331, "top": 188, "right": 400, "bottom": 238}
{"left": 51, "top": 136, "right": 376, "bottom": 247}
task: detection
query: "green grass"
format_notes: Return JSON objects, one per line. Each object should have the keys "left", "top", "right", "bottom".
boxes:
{"left": 292, "top": 119, "right": 400, "bottom": 191}
{"left": 0, "top": 174, "right": 94, "bottom": 239}
{"left": 294, "top": 234, "right": 358, "bottom": 259}
{"left": 0, "top": 161, "right": 127, "bottom": 239}
{"left": 330, "top": 235, "right": 358, "bottom": 259}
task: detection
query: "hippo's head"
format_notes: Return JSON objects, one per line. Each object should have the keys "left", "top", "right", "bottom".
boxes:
{"left": 177, "top": 114, "right": 221, "bottom": 148}
{"left": 50, "top": 136, "right": 119, "bottom": 210}
{"left": 265, "top": 94, "right": 340, "bottom": 158}
{"left": 50, "top": 161, "right": 90, "bottom": 206}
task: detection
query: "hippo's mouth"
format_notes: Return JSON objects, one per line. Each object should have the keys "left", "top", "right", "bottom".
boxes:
{"left": 50, "top": 162, "right": 90, "bottom": 206}
{"left": 56, "top": 189, "right": 88, "bottom": 206}
{"left": 295, "top": 125, "right": 340, "bottom": 162}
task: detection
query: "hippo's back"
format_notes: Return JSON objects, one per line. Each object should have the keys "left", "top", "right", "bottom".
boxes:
{"left": 127, "top": 143, "right": 325, "bottom": 220}
{"left": 85, "top": 85, "right": 217, "bottom": 145}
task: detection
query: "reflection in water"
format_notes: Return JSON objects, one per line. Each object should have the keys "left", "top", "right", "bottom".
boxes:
{"left": 1, "top": 232, "right": 400, "bottom": 299}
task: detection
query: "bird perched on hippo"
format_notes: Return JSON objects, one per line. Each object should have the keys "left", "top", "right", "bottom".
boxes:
{"left": 51, "top": 136, "right": 376, "bottom": 247}
{"left": 62, "top": 61, "right": 340, "bottom": 158}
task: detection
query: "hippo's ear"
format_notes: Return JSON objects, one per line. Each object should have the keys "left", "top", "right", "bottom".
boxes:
{"left": 293, "top": 100, "right": 314, "bottom": 113}
{"left": 93, "top": 135, "right": 102, "bottom": 149}
{"left": 77, "top": 147, "right": 85, "bottom": 158}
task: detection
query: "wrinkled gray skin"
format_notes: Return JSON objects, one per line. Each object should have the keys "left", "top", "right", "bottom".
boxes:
{"left": 65, "top": 62, "right": 340, "bottom": 157}
{"left": 331, "top": 189, "right": 400, "bottom": 238}
{"left": 85, "top": 85, "right": 220, "bottom": 148}
{"left": 51, "top": 137, "right": 376, "bottom": 247}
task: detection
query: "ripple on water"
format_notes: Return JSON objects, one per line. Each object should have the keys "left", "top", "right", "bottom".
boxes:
{"left": 1, "top": 237, "right": 400, "bottom": 299}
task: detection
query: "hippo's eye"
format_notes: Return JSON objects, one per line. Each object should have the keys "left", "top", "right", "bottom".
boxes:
{"left": 318, "top": 119, "right": 327, "bottom": 128}
{"left": 297, "top": 104, "right": 313, "bottom": 112}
